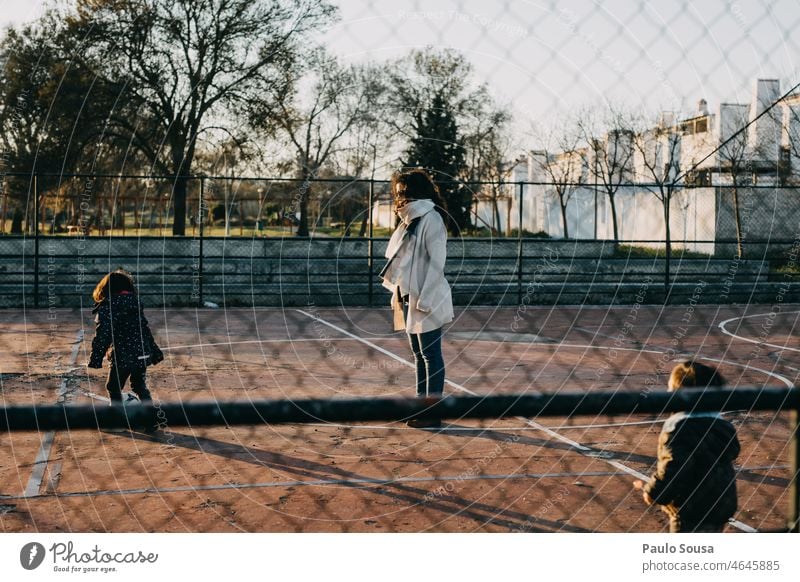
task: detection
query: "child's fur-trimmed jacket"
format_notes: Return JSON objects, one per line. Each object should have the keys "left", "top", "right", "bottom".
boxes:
{"left": 88, "top": 292, "right": 163, "bottom": 369}
{"left": 644, "top": 412, "right": 740, "bottom": 525}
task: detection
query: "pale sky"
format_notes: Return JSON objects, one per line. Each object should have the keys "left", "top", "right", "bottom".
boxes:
{"left": 0, "top": 0, "right": 48, "bottom": 27}
{"left": 3, "top": 0, "right": 799, "bottom": 126}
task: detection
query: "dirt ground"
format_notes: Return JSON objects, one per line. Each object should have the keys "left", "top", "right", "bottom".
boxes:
{"left": 1, "top": 303, "right": 797, "bottom": 532}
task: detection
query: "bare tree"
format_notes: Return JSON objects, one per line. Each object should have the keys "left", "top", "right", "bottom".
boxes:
{"left": 780, "top": 94, "right": 800, "bottom": 183}
{"left": 266, "top": 52, "right": 382, "bottom": 236}
{"left": 327, "top": 64, "right": 394, "bottom": 236}
{"left": 578, "top": 105, "right": 635, "bottom": 246}
{"left": 633, "top": 114, "right": 682, "bottom": 289}
{"left": 715, "top": 105, "right": 754, "bottom": 258}
{"left": 67, "top": 0, "right": 335, "bottom": 235}
{"left": 534, "top": 118, "right": 585, "bottom": 239}
{"left": 463, "top": 107, "right": 514, "bottom": 235}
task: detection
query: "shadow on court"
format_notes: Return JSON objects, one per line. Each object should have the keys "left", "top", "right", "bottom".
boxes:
{"left": 118, "top": 428, "right": 592, "bottom": 532}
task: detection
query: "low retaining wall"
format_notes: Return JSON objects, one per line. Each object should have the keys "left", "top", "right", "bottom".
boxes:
{"left": 0, "top": 236, "right": 796, "bottom": 308}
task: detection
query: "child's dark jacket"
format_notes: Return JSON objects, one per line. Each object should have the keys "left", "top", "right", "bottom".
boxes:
{"left": 88, "top": 293, "right": 163, "bottom": 369}
{"left": 644, "top": 411, "right": 740, "bottom": 525}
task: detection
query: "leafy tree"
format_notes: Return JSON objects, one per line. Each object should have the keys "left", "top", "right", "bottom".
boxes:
{"left": 387, "top": 48, "right": 503, "bottom": 234}
{"left": 403, "top": 92, "right": 468, "bottom": 231}
{"left": 64, "top": 0, "right": 335, "bottom": 235}
{"left": 0, "top": 13, "right": 126, "bottom": 232}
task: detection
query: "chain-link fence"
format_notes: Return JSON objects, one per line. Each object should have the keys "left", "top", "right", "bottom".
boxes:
{"left": 2, "top": 0, "right": 800, "bottom": 539}
{"left": 1, "top": 300, "right": 798, "bottom": 532}
{"left": 1, "top": 173, "right": 799, "bottom": 308}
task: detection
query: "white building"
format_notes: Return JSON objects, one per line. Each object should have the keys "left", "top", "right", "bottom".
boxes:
{"left": 478, "top": 78, "right": 799, "bottom": 252}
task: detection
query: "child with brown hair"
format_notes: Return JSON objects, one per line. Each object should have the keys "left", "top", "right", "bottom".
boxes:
{"left": 634, "top": 361, "right": 740, "bottom": 532}
{"left": 87, "top": 270, "right": 163, "bottom": 403}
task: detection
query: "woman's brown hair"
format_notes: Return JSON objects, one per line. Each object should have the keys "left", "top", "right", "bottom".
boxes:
{"left": 92, "top": 270, "right": 137, "bottom": 303}
{"left": 391, "top": 168, "right": 447, "bottom": 218}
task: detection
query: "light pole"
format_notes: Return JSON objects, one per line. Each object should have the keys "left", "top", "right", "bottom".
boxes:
{"left": 257, "top": 187, "right": 264, "bottom": 235}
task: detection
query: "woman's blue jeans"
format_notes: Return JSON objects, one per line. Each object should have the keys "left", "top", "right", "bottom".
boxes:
{"left": 407, "top": 326, "right": 445, "bottom": 396}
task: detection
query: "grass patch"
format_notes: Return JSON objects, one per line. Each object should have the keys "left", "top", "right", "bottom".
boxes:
{"left": 770, "top": 263, "right": 800, "bottom": 281}
{"left": 613, "top": 244, "right": 711, "bottom": 259}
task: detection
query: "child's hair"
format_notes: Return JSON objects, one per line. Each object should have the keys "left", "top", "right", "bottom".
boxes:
{"left": 668, "top": 361, "right": 726, "bottom": 391}
{"left": 391, "top": 168, "right": 447, "bottom": 217}
{"left": 92, "top": 270, "right": 137, "bottom": 303}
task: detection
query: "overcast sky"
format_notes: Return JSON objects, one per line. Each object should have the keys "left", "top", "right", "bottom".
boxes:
{"left": 2, "top": 0, "right": 799, "bottom": 126}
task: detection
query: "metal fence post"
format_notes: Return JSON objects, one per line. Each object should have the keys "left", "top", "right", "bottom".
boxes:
{"left": 790, "top": 408, "right": 800, "bottom": 532}
{"left": 664, "top": 196, "right": 672, "bottom": 297}
{"left": 367, "top": 178, "right": 374, "bottom": 307}
{"left": 198, "top": 176, "right": 205, "bottom": 308}
{"left": 33, "top": 174, "right": 40, "bottom": 309}
{"left": 517, "top": 181, "right": 524, "bottom": 305}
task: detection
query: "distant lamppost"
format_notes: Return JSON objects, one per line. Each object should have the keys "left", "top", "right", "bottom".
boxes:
{"left": 326, "top": 189, "right": 332, "bottom": 226}
{"left": 257, "top": 187, "right": 265, "bottom": 234}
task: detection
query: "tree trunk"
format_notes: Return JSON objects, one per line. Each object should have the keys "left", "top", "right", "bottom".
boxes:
{"left": 560, "top": 197, "right": 569, "bottom": 239}
{"left": 664, "top": 198, "right": 671, "bottom": 295}
{"left": 170, "top": 136, "right": 193, "bottom": 236}
{"left": 493, "top": 191, "right": 502, "bottom": 236}
{"left": 608, "top": 192, "right": 620, "bottom": 246}
{"left": 297, "top": 185, "right": 309, "bottom": 237}
{"left": 11, "top": 207, "right": 23, "bottom": 234}
{"left": 732, "top": 185, "right": 744, "bottom": 258}
{"left": 172, "top": 176, "right": 188, "bottom": 236}
{"left": 224, "top": 186, "right": 231, "bottom": 237}
{"left": 296, "top": 168, "right": 315, "bottom": 237}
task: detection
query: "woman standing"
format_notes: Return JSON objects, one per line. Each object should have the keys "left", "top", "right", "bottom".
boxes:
{"left": 381, "top": 169, "right": 453, "bottom": 428}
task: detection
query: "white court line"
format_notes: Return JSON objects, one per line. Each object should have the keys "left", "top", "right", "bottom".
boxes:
{"left": 161, "top": 337, "right": 367, "bottom": 351}
{"left": 698, "top": 356, "right": 794, "bottom": 388}
{"left": 718, "top": 311, "right": 800, "bottom": 354}
{"left": 303, "top": 418, "right": 671, "bottom": 431}
{"left": 295, "top": 309, "right": 760, "bottom": 532}
{"left": 6, "top": 470, "right": 629, "bottom": 501}
{"left": 450, "top": 337, "right": 664, "bottom": 355}
{"left": 24, "top": 329, "right": 84, "bottom": 498}
{"left": 162, "top": 336, "right": 662, "bottom": 355}
{"left": 23, "top": 432, "right": 55, "bottom": 498}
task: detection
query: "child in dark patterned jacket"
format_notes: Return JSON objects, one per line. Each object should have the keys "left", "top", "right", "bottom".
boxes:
{"left": 87, "top": 270, "right": 163, "bottom": 403}
{"left": 634, "top": 361, "right": 740, "bottom": 533}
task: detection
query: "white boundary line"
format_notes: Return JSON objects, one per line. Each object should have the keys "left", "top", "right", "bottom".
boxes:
{"left": 295, "top": 309, "right": 761, "bottom": 532}
{"left": 4, "top": 464, "right": 786, "bottom": 502}
{"left": 23, "top": 329, "right": 84, "bottom": 498}
{"left": 7, "top": 470, "right": 630, "bottom": 500}
{"left": 698, "top": 356, "right": 794, "bottom": 388}
{"left": 718, "top": 310, "right": 800, "bottom": 354}
{"left": 161, "top": 337, "right": 368, "bottom": 351}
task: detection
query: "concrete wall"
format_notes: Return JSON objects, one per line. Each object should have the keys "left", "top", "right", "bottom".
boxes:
{"left": 0, "top": 235, "right": 794, "bottom": 308}
{"left": 482, "top": 182, "right": 798, "bottom": 261}
{"left": 714, "top": 186, "right": 800, "bottom": 255}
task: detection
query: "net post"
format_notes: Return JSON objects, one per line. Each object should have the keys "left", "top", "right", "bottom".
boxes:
{"left": 664, "top": 198, "right": 671, "bottom": 297}
{"left": 368, "top": 177, "right": 374, "bottom": 307}
{"left": 789, "top": 407, "right": 800, "bottom": 533}
{"left": 198, "top": 175, "right": 205, "bottom": 308}
{"left": 33, "top": 173, "right": 40, "bottom": 309}
{"left": 516, "top": 181, "right": 524, "bottom": 304}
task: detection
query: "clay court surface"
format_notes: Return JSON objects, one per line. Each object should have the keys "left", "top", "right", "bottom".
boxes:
{"left": 1, "top": 303, "right": 798, "bottom": 532}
